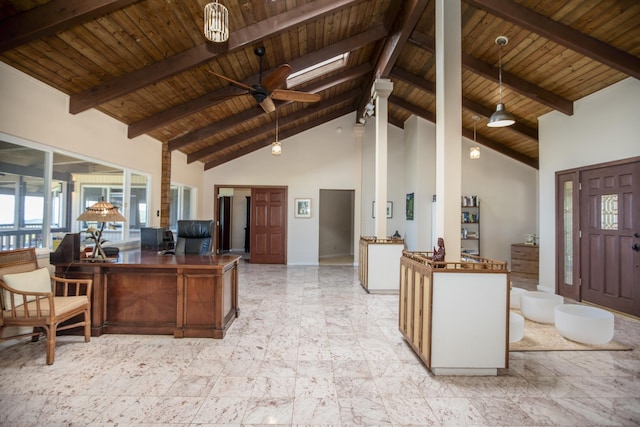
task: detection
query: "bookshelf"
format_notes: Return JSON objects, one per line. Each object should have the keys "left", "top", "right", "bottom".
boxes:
{"left": 461, "top": 195, "right": 480, "bottom": 256}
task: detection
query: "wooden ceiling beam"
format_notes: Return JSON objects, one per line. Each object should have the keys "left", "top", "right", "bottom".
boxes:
{"left": 389, "top": 95, "right": 436, "bottom": 123}
{"left": 129, "top": 26, "right": 385, "bottom": 139}
{"left": 69, "top": 0, "right": 364, "bottom": 114}
{"left": 356, "top": 0, "right": 429, "bottom": 119}
{"left": 204, "top": 105, "right": 355, "bottom": 170}
{"left": 465, "top": 0, "right": 640, "bottom": 80}
{"left": 390, "top": 67, "right": 538, "bottom": 140}
{"left": 461, "top": 97, "right": 538, "bottom": 141}
{"left": 168, "top": 63, "right": 372, "bottom": 151}
{"left": 389, "top": 96, "right": 538, "bottom": 169}
{"left": 0, "top": 0, "right": 141, "bottom": 53}
{"left": 409, "top": 31, "right": 573, "bottom": 115}
{"left": 461, "top": 128, "right": 538, "bottom": 169}
{"left": 189, "top": 88, "right": 361, "bottom": 163}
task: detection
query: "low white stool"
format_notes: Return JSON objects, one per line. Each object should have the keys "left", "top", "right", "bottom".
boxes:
{"left": 510, "top": 287, "right": 528, "bottom": 309}
{"left": 554, "top": 304, "right": 614, "bottom": 345}
{"left": 520, "top": 291, "right": 564, "bottom": 323}
{"left": 509, "top": 312, "right": 524, "bottom": 343}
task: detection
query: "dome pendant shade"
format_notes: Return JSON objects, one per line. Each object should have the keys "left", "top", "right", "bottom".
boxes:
{"left": 204, "top": 1, "right": 229, "bottom": 43}
{"left": 487, "top": 103, "right": 515, "bottom": 127}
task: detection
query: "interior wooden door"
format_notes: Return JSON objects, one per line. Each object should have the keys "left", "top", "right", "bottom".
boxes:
{"left": 580, "top": 159, "right": 640, "bottom": 317}
{"left": 556, "top": 171, "right": 580, "bottom": 301}
{"left": 218, "top": 196, "right": 231, "bottom": 252}
{"left": 250, "top": 187, "right": 286, "bottom": 264}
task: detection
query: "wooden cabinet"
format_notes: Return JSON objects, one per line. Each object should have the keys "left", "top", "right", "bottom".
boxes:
{"left": 511, "top": 244, "right": 539, "bottom": 284}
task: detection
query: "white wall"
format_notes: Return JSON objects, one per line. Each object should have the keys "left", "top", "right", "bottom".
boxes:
{"left": 538, "top": 77, "right": 640, "bottom": 292}
{"left": 204, "top": 113, "right": 364, "bottom": 265}
{"left": 403, "top": 116, "right": 436, "bottom": 251}
{"left": 0, "top": 63, "right": 205, "bottom": 226}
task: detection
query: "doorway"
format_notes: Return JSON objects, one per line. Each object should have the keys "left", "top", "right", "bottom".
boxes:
{"left": 318, "top": 189, "right": 355, "bottom": 265}
{"left": 214, "top": 185, "right": 287, "bottom": 264}
{"left": 556, "top": 157, "right": 640, "bottom": 317}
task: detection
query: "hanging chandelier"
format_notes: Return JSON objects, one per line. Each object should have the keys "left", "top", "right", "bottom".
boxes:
{"left": 470, "top": 115, "right": 480, "bottom": 160}
{"left": 204, "top": 1, "right": 229, "bottom": 43}
{"left": 271, "top": 109, "right": 281, "bottom": 156}
{"left": 487, "top": 36, "right": 515, "bottom": 128}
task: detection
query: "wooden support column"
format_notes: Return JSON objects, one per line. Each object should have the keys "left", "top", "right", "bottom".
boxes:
{"left": 160, "top": 142, "right": 171, "bottom": 228}
{"left": 435, "top": 0, "right": 462, "bottom": 260}
{"left": 372, "top": 78, "right": 393, "bottom": 238}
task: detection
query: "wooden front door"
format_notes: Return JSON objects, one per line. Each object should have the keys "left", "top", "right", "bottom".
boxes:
{"left": 250, "top": 187, "right": 287, "bottom": 264}
{"left": 580, "top": 159, "right": 640, "bottom": 317}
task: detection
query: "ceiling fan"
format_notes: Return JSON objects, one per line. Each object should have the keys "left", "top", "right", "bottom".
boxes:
{"left": 208, "top": 47, "right": 321, "bottom": 113}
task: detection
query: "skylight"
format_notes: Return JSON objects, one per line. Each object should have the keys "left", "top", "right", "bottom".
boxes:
{"left": 286, "top": 53, "right": 349, "bottom": 88}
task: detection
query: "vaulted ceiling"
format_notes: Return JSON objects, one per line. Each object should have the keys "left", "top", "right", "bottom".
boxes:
{"left": 1, "top": 0, "right": 639, "bottom": 171}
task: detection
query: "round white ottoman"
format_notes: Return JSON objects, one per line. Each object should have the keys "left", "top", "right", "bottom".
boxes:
{"left": 510, "top": 287, "right": 528, "bottom": 309}
{"left": 509, "top": 312, "right": 524, "bottom": 343}
{"left": 554, "top": 304, "right": 614, "bottom": 344}
{"left": 520, "top": 291, "right": 564, "bottom": 323}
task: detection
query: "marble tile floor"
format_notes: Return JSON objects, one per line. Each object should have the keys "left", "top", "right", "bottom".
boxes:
{"left": 1, "top": 263, "right": 639, "bottom": 426}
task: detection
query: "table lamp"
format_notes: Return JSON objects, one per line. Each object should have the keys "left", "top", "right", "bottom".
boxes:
{"left": 77, "top": 197, "right": 126, "bottom": 259}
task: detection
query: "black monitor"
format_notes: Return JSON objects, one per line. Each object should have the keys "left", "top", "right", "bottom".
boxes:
{"left": 141, "top": 227, "right": 174, "bottom": 251}
{"left": 49, "top": 233, "right": 81, "bottom": 264}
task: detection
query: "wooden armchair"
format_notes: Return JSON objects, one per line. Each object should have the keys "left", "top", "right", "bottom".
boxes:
{"left": 0, "top": 248, "right": 92, "bottom": 365}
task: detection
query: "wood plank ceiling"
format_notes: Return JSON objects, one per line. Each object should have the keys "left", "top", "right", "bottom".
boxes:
{"left": 1, "top": 0, "right": 639, "bottom": 171}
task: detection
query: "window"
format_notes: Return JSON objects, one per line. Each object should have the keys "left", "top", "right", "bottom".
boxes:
{"left": 0, "top": 138, "right": 150, "bottom": 251}
{"left": 286, "top": 53, "right": 349, "bottom": 88}
{"left": 169, "top": 184, "right": 195, "bottom": 232}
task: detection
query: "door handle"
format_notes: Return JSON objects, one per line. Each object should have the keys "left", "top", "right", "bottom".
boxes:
{"left": 633, "top": 243, "right": 640, "bottom": 252}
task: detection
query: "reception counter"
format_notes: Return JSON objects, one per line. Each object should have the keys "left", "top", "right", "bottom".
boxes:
{"left": 54, "top": 251, "right": 240, "bottom": 339}
{"left": 399, "top": 251, "right": 510, "bottom": 375}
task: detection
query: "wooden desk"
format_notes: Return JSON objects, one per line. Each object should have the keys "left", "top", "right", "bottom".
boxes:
{"left": 54, "top": 251, "right": 240, "bottom": 339}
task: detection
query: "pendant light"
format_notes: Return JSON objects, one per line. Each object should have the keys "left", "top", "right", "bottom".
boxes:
{"left": 204, "top": 1, "right": 229, "bottom": 43}
{"left": 470, "top": 115, "right": 480, "bottom": 160}
{"left": 271, "top": 109, "right": 281, "bottom": 156}
{"left": 487, "top": 36, "right": 515, "bottom": 128}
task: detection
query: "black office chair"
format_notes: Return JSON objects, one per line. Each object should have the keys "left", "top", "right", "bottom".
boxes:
{"left": 174, "top": 220, "right": 214, "bottom": 255}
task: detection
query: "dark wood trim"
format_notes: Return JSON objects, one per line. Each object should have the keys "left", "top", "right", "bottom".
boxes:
{"left": 0, "top": 0, "right": 142, "bottom": 53}
{"left": 69, "top": 0, "right": 366, "bottom": 114}
{"left": 465, "top": 0, "right": 640, "bottom": 80}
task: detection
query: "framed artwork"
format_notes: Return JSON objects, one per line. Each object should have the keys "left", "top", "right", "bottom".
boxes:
{"left": 295, "top": 198, "right": 311, "bottom": 218}
{"left": 406, "top": 193, "right": 414, "bottom": 220}
{"left": 372, "top": 201, "right": 393, "bottom": 218}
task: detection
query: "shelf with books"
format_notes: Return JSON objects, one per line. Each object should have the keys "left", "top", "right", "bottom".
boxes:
{"left": 461, "top": 196, "right": 480, "bottom": 256}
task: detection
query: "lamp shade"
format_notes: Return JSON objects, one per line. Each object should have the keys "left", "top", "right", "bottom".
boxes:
{"left": 487, "top": 103, "right": 515, "bottom": 127}
{"left": 77, "top": 198, "right": 126, "bottom": 223}
{"left": 204, "top": 1, "right": 229, "bottom": 43}
{"left": 271, "top": 142, "right": 282, "bottom": 156}
{"left": 470, "top": 146, "right": 481, "bottom": 160}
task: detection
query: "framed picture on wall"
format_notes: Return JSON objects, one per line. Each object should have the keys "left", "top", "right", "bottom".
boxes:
{"left": 372, "top": 201, "right": 393, "bottom": 218}
{"left": 406, "top": 193, "right": 414, "bottom": 220}
{"left": 295, "top": 198, "right": 311, "bottom": 218}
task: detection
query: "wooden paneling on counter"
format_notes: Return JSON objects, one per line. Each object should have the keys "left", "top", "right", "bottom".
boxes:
{"left": 54, "top": 251, "right": 240, "bottom": 339}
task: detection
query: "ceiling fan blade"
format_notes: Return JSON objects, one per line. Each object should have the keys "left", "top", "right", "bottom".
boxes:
{"left": 261, "top": 64, "right": 293, "bottom": 92}
{"left": 207, "top": 69, "right": 253, "bottom": 92}
{"left": 271, "top": 89, "right": 321, "bottom": 103}
{"left": 259, "top": 97, "right": 276, "bottom": 113}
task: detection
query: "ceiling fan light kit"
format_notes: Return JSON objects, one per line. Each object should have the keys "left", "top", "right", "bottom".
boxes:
{"left": 204, "top": 1, "right": 229, "bottom": 43}
{"left": 487, "top": 35, "right": 515, "bottom": 128}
